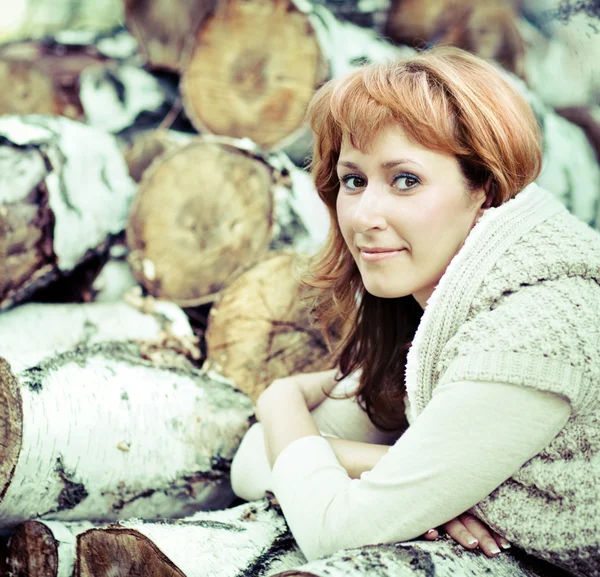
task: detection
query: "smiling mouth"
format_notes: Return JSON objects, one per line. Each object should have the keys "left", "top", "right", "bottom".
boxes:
{"left": 359, "top": 248, "right": 406, "bottom": 262}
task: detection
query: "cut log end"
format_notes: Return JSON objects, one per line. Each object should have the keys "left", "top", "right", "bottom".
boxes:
{"left": 126, "top": 140, "right": 274, "bottom": 302}
{"left": 205, "top": 253, "right": 338, "bottom": 400}
{"left": 0, "top": 59, "right": 59, "bottom": 116}
{"left": 181, "top": 0, "right": 327, "bottom": 149}
{"left": 0, "top": 358, "right": 23, "bottom": 500}
{"left": 6, "top": 520, "right": 59, "bottom": 577}
{"left": 76, "top": 528, "right": 185, "bottom": 577}
{"left": 125, "top": 0, "right": 215, "bottom": 71}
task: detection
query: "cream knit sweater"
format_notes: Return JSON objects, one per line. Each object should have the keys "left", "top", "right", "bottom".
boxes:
{"left": 404, "top": 182, "right": 600, "bottom": 575}
{"left": 264, "top": 183, "right": 599, "bottom": 575}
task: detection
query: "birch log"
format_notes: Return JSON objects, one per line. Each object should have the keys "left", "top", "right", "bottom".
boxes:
{"left": 0, "top": 115, "right": 136, "bottom": 311}
{"left": 204, "top": 253, "right": 339, "bottom": 401}
{"left": 124, "top": 0, "right": 217, "bottom": 71}
{"left": 0, "top": 299, "right": 195, "bottom": 372}
{"left": 0, "top": 0, "right": 124, "bottom": 44}
{"left": 7, "top": 519, "right": 94, "bottom": 577}
{"left": 126, "top": 136, "right": 329, "bottom": 305}
{"left": 180, "top": 0, "right": 412, "bottom": 163}
{"left": 70, "top": 499, "right": 561, "bottom": 577}
{"left": 75, "top": 499, "right": 306, "bottom": 577}
{"left": 0, "top": 342, "right": 253, "bottom": 528}
{"left": 273, "top": 539, "right": 565, "bottom": 577}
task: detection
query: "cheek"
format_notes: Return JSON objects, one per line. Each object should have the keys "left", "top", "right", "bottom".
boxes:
{"left": 336, "top": 198, "right": 354, "bottom": 246}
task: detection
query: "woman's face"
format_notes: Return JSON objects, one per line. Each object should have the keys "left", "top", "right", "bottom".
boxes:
{"left": 336, "top": 124, "right": 486, "bottom": 308}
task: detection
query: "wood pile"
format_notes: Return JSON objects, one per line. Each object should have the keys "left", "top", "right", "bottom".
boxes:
{"left": 0, "top": 0, "right": 598, "bottom": 575}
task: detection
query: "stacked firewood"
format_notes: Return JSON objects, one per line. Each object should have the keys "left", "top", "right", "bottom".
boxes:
{"left": 0, "top": 1, "right": 597, "bottom": 576}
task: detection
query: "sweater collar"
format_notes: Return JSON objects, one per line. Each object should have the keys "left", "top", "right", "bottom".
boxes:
{"left": 404, "top": 183, "right": 567, "bottom": 421}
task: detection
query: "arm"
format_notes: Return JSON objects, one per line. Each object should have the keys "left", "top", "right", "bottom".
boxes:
{"left": 231, "top": 370, "right": 401, "bottom": 500}
{"left": 268, "top": 379, "right": 571, "bottom": 561}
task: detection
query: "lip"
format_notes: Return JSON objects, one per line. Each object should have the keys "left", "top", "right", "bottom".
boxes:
{"left": 359, "top": 247, "right": 406, "bottom": 262}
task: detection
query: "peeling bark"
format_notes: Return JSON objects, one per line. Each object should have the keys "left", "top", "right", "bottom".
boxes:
{"left": 0, "top": 299, "right": 195, "bottom": 372}
{"left": 0, "top": 342, "right": 253, "bottom": 528}
{"left": 0, "top": 115, "right": 136, "bottom": 311}
{"left": 126, "top": 136, "right": 328, "bottom": 305}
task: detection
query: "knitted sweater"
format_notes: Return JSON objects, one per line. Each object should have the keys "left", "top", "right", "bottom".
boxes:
{"left": 404, "top": 182, "right": 600, "bottom": 575}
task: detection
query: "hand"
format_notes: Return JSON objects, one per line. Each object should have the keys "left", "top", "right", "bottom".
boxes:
{"left": 423, "top": 513, "right": 511, "bottom": 557}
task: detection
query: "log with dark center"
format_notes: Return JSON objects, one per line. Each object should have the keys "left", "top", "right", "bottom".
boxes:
{"left": 127, "top": 137, "right": 324, "bottom": 305}
{"left": 0, "top": 341, "right": 253, "bottom": 528}
{"left": 205, "top": 253, "right": 339, "bottom": 401}
{"left": 181, "top": 0, "right": 327, "bottom": 150}
{"left": 6, "top": 521, "right": 59, "bottom": 577}
{"left": 124, "top": 0, "right": 217, "bottom": 71}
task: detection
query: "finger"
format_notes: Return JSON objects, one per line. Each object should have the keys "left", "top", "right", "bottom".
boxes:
{"left": 442, "top": 518, "right": 479, "bottom": 550}
{"left": 490, "top": 528, "right": 511, "bottom": 551}
{"left": 458, "top": 514, "right": 502, "bottom": 557}
{"left": 423, "top": 529, "right": 439, "bottom": 540}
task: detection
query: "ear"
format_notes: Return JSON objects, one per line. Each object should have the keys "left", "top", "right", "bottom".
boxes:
{"left": 475, "top": 176, "right": 494, "bottom": 218}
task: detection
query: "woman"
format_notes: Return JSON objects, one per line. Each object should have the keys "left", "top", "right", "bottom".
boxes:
{"left": 231, "top": 47, "right": 600, "bottom": 576}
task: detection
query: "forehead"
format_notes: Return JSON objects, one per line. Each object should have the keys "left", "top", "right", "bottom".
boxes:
{"left": 339, "top": 124, "right": 437, "bottom": 161}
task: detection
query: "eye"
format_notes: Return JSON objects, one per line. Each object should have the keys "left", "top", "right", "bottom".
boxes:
{"left": 392, "top": 173, "right": 420, "bottom": 191}
{"left": 340, "top": 174, "right": 366, "bottom": 191}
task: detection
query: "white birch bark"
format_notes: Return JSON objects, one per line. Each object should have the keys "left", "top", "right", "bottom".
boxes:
{"left": 72, "top": 499, "right": 557, "bottom": 577}
{"left": 76, "top": 499, "right": 306, "bottom": 577}
{"left": 268, "top": 0, "right": 414, "bottom": 164}
{"left": 0, "top": 343, "right": 253, "bottom": 528}
{"left": 273, "top": 538, "right": 557, "bottom": 577}
{"left": 0, "top": 0, "right": 124, "bottom": 44}
{"left": 0, "top": 300, "right": 193, "bottom": 372}
{"left": 0, "top": 115, "right": 136, "bottom": 308}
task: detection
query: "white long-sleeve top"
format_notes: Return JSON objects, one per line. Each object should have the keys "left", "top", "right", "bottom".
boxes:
{"left": 231, "top": 376, "right": 570, "bottom": 562}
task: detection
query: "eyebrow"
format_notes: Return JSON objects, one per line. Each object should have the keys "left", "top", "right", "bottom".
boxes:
{"left": 337, "top": 159, "right": 423, "bottom": 170}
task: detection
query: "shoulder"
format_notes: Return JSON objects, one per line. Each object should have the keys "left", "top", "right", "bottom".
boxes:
{"left": 438, "top": 275, "right": 600, "bottom": 413}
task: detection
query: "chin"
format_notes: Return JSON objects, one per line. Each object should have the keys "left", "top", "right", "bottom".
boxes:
{"left": 363, "top": 281, "right": 412, "bottom": 299}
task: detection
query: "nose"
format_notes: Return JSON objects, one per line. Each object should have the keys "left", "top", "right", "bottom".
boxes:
{"left": 351, "top": 183, "right": 388, "bottom": 233}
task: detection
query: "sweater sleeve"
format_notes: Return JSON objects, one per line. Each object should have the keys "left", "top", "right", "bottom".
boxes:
{"left": 230, "top": 373, "right": 403, "bottom": 501}
{"left": 271, "top": 380, "right": 571, "bottom": 561}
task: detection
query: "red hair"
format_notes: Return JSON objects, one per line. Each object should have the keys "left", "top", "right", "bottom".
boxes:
{"left": 305, "top": 47, "right": 542, "bottom": 430}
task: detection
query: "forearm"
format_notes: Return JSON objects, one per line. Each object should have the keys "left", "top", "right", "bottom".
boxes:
{"left": 257, "top": 380, "right": 320, "bottom": 468}
{"left": 325, "top": 438, "right": 390, "bottom": 479}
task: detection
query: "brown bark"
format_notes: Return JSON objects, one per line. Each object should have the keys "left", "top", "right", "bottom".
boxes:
{"left": 180, "top": 0, "right": 328, "bottom": 151}
{"left": 124, "top": 0, "right": 217, "bottom": 71}
{"left": 0, "top": 166, "right": 57, "bottom": 310}
{"left": 0, "top": 116, "right": 135, "bottom": 311}
{"left": 126, "top": 137, "right": 277, "bottom": 304}
{"left": 205, "top": 253, "right": 340, "bottom": 401}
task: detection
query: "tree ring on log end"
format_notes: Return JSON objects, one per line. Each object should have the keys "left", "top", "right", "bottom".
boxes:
{"left": 0, "top": 358, "right": 23, "bottom": 501}
{"left": 7, "top": 521, "right": 59, "bottom": 577}
{"left": 126, "top": 140, "right": 274, "bottom": 303}
{"left": 76, "top": 528, "right": 186, "bottom": 577}
{"left": 181, "top": 0, "right": 328, "bottom": 150}
{"left": 205, "top": 253, "right": 337, "bottom": 401}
